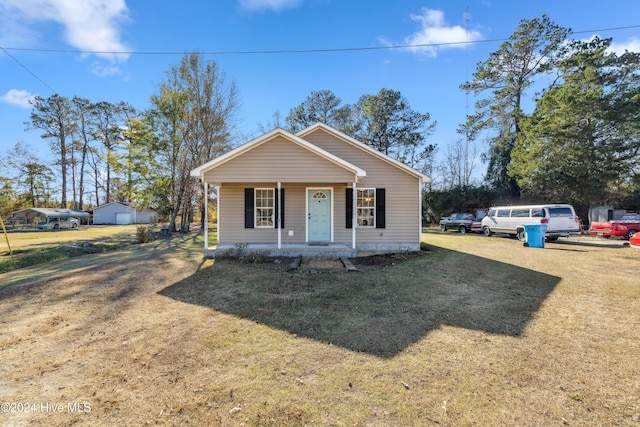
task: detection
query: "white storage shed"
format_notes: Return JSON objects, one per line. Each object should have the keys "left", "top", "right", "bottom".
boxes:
{"left": 92, "top": 202, "right": 158, "bottom": 225}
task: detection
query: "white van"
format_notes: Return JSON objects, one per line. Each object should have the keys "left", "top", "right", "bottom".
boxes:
{"left": 481, "top": 204, "right": 580, "bottom": 241}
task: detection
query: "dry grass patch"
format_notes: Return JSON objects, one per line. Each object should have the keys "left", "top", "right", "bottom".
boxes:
{"left": 0, "top": 230, "right": 639, "bottom": 426}
{"left": 0, "top": 226, "right": 144, "bottom": 273}
{"left": 2, "top": 225, "right": 141, "bottom": 251}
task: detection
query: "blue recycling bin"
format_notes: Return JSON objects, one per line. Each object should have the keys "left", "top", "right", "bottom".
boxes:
{"left": 524, "top": 224, "right": 548, "bottom": 248}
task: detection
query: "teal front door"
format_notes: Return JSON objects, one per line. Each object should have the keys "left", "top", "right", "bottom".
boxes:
{"left": 308, "top": 189, "right": 332, "bottom": 241}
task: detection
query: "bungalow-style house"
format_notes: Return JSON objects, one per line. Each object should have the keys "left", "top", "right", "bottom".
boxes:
{"left": 92, "top": 202, "right": 158, "bottom": 225}
{"left": 190, "top": 123, "right": 430, "bottom": 258}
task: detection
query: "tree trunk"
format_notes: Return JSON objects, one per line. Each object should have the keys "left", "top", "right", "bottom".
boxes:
{"left": 168, "top": 177, "right": 186, "bottom": 232}
{"left": 105, "top": 147, "right": 111, "bottom": 203}
{"left": 59, "top": 122, "right": 68, "bottom": 208}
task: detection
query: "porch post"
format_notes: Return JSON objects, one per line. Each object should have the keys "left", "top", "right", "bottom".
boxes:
{"left": 352, "top": 181, "right": 357, "bottom": 249}
{"left": 418, "top": 182, "right": 423, "bottom": 245}
{"left": 277, "top": 181, "right": 282, "bottom": 250}
{"left": 203, "top": 181, "right": 208, "bottom": 253}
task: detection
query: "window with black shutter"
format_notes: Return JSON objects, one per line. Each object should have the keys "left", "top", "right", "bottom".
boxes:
{"left": 244, "top": 188, "right": 254, "bottom": 228}
{"left": 347, "top": 188, "right": 385, "bottom": 228}
{"left": 346, "top": 188, "right": 353, "bottom": 229}
{"left": 375, "top": 188, "right": 385, "bottom": 228}
{"left": 245, "top": 187, "right": 284, "bottom": 228}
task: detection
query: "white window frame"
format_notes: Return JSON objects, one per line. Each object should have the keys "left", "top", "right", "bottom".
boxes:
{"left": 357, "top": 188, "right": 376, "bottom": 228}
{"left": 255, "top": 188, "right": 275, "bottom": 228}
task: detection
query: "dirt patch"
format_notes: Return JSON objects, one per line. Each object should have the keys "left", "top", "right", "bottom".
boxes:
{"left": 235, "top": 256, "right": 297, "bottom": 271}
{"left": 350, "top": 250, "right": 426, "bottom": 270}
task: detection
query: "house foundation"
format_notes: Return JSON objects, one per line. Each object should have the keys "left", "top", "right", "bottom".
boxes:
{"left": 207, "top": 243, "right": 356, "bottom": 259}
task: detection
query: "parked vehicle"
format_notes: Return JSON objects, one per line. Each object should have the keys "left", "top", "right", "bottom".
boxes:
{"left": 439, "top": 212, "right": 482, "bottom": 234}
{"left": 37, "top": 217, "right": 80, "bottom": 230}
{"left": 481, "top": 204, "right": 581, "bottom": 241}
{"left": 589, "top": 213, "right": 640, "bottom": 240}
{"left": 630, "top": 232, "right": 640, "bottom": 249}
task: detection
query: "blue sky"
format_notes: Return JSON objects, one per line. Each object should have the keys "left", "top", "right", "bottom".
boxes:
{"left": 1, "top": 0, "right": 639, "bottom": 179}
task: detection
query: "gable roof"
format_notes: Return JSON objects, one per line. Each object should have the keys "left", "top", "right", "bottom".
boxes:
{"left": 190, "top": 127, "right": 366, "bottom": 180}
{"left": 11, "top": 208, "right": 90, "bottom": 219}
{"left": 296, "top": 122, "right": 431, "bottom": 184}
{"left": 92, "top": 202, "right": 157, "bottom": 212}
{"left": 93, "top": 202, "right": 131, "bottom": 211}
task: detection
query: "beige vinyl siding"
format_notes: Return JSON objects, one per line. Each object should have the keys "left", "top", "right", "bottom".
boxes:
{"left": 219, "top": 184, "right": 276, "bottom": 243}
{"left": 303, "top": 129, "right": 421, "bottom": 244}
{"left": 219, "top": 183, "right": 351, "bottom": 245}
{"left": 215, "top": 129, "right": 423, "bottom": 247}
{"left": 204, "top": 136, "right": 356, "bottom": 184}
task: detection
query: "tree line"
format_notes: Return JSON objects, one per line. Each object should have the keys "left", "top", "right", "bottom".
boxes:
{"left": 1, "top": 54, "right": 240, "bottom": 232}
{"left": 1, "top": 14, "right": 639, "bottom": 227}
{"left": 440, "top": 14, "right": 640, "bottom": 221}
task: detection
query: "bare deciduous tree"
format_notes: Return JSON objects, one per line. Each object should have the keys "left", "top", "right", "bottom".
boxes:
{"left": 149, "top": 53, "right": 240, "bottom": 232}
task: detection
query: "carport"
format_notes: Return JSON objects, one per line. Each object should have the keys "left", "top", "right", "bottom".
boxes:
{"left": 10, "top": 208, "right": 90, "bottom": 229}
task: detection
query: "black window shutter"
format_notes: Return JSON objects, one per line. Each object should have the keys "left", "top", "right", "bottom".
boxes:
{"left": 376, "top": 188, "right": 385, "bottom": 228}
{"left": 274, "top": 188, "right": 285, "bottom": 228}
{"left": 244, "top": 188, "right": 254, "bottom": 228}
{"left": 280, "top": 188, "right": 284, "bottom": 228}
{"left": 346, "top": 188, "right": 353, "bottom": 229}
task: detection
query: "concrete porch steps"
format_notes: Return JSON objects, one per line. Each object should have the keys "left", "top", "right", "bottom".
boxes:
{"left": 286, "top": 256, "right": 357, "bottom": 272}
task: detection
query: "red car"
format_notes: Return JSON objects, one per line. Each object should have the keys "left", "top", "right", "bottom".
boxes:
{"left": 589, "top": 213, "right": 640, "bottom": 240}
{"left": 631, "top": 232, "right": 640, "bottom": 249}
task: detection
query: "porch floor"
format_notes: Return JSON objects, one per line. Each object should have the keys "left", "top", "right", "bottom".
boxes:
{"left": 206, "top": 243, "right": 356, "bottom": 259}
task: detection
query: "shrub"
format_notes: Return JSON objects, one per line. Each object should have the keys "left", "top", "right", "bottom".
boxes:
{"left": 233, "top": 243, "right": 248, "bottom": 259}
{"left": 243, "top": 249, "right": 271, "bottom": 264}
{"left": 136, "top": 225, "right": 151, "bottom": 243}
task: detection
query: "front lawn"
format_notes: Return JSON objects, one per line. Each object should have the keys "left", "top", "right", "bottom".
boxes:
{"left": 0, "top": 231, "right": 638, "bottom": 425}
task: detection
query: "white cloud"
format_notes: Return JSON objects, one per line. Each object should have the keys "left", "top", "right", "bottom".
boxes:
{"left": 403, "top": 8, "right": 483, "bottom": 57}
{"left": 91, "top": 63, "right": 123, "bottom": 77}
{"left": 91, "top": 62, "right": 131, "bottom": 81}
{"left": 609, "top": 37, "right": 640, "bottom": 55}
{"left": 239, "top": 0, "right": 302, "bottom": 12}
{"left": 0, "top": 0, "right": 131, "bottom": 62}
{"left": 0, "top": 6, "right": 38, "bottom": 47}
{"left": 0, "top": 89, "right": 36, "bottom": 108}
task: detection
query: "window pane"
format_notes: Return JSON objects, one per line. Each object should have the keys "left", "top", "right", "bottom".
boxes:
{"left": 356, "top": 188, "right": 375, "bottom": 227}
{"left": 549, "top": 207, "right": 572, "bottom": 217}
{"left": 255, "top": 189, "right": 274, "bottom": 227}
{"left": 511, "top": 209, "right": 529, "bottom": 217}
{"left": 358, "top": 209, "right": 374, "bottom": 226}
